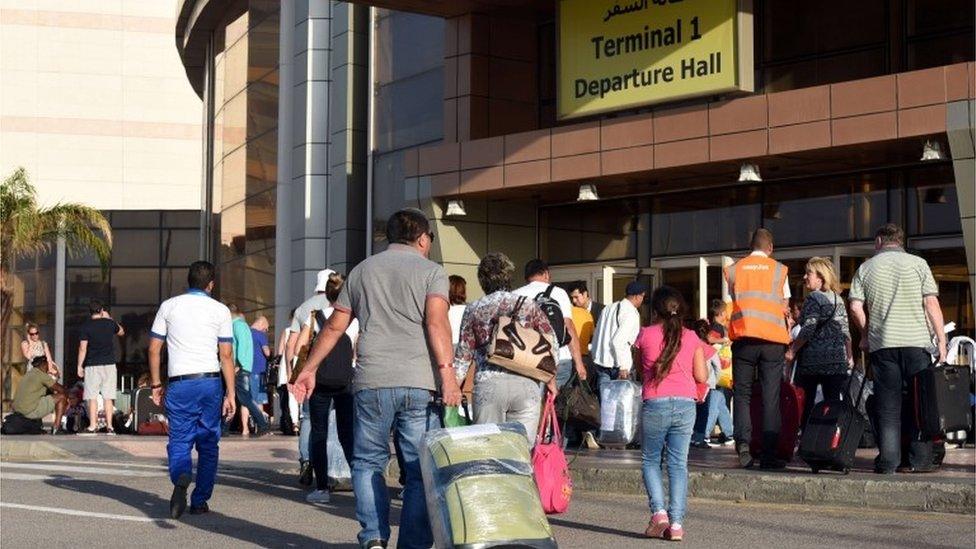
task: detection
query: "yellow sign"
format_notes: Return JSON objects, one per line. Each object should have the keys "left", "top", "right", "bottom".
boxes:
{"left": 558, "top": 0, "right": 753, "bottom": 119}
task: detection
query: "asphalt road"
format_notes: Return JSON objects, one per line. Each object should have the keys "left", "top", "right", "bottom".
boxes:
{"left": 1, "top": 457, "right": 972, "bottom": 548}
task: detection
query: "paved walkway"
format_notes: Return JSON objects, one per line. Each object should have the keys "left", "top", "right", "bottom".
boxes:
{"left": 3, "top": 434, "right": 974, "bottom": 514}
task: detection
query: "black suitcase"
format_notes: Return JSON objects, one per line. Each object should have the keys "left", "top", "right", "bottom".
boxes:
{"left": 915, "top": 363, "right": 972, "bottom": 439}
{"left": 799, "top": 374, "right": 868, "bottom": 474}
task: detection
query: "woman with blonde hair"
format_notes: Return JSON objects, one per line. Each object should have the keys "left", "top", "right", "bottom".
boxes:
{"left": 21, "top": 322, "right": 53, "bottom": 371}
{"left": 786, "top": 257, "right": 853, "bottom": 428}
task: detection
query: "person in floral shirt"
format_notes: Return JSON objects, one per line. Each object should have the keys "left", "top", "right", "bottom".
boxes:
{"left": 454, "top": 252, "right": 559, "bottom": 443}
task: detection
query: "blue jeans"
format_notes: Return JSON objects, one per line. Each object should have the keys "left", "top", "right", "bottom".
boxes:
{"left": 692, "top": 390, "right": 733, "bottom": 443}
{"left": 596, "top": 366, "right": 621, "bottom": 400}
{"left": 555, "top": 358, "right": 574, "bottom": 389}
{"left": 353, "top": 387, "right": 440, "bottom": 548}
{"left": 165, "top": 377, "right": 223, "bottom": 507}
{"left": 235, "top": 370, "right": 269, "bottom": 431}
{"left": 299, "top": 400, "right": 310, "bottom": 462}
{"left": 641, "top": 397, "right": 696, "bottom": 526}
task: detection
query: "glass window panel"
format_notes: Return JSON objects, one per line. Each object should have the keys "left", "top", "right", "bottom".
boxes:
{"left": 247, "top": 75, "right": 278, "bottom": 141}
{"left": 224, "top": 10, "right": 250, "bottom": 61}
{"left": 161, "top": 229, "right": 200, "bottom": 267}
{"left": 112, "top": 305, "right": 157, "bottom": 373}
{"left": 651, "top": 186, "right": 761, "bottom": 256}
{"left": 246, "top": 129, "right": 277, "bottom": 197}
{"left": 245, "top": 190, "right": 276, "bottom": 246}
{"left": 907, "top": 33, "right": 975, "bottom": 70}
{"left": 540, "top": 200, "right": 638, "bottom": 264}
{"left": 213, "top": 50, "right": 225, "bottom": 116}
{"left": 111, "top": 269, "right": 160, "bottom": 305}
{"left": 111, "top": 230, "right": 159, "bottom": 267}
{"left": 110, "top": 211, "right": 159, "bottom": 228}
{"left": 222, "top": 90, "right": 247, "bottom": 156}
{"left": 219, "top": 253, "right": 275, "bottom": 312}
{"left": 762, "top": 1, "right": 885, "bottom": 62}
{"left": 375, "top": 11, "right": 445, "bottom": 84}
{"left": 219, "top": 201, "right": 246, "bottom": 261}
{"left": 222, "top": 143, "right": 246, "bottom": 208}
{"left": 375, "top": 68, "right": 445, "bottom": 153}
{"left": 162, "top": 211, "right": 200, "bottom": 229}
{"left": 763, "top": 173, "right": 889, "bottom": 247}
{"left": 162, "top": 268, "right": 189, "bottom": 299}
{"left": 65, "top": 268, "right": 110, "bottom": 308}
{"left": 761, "top": 49, "right": 886, "bottom": 92}
{"left": 906, "top": 164, "right": 961, "bottom": 236}
{"left": 247, "top": 9, "right": 279, "bottom": 83}
{"left": 907, "top": 0, "right": 974, "bottom": 35}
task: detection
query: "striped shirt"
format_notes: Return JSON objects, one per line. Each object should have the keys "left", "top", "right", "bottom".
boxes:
{"left": 849, "top": 247, "right": 938, "bottom": 353}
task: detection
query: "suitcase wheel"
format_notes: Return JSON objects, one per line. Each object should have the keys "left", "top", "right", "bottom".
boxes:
{"left": 842, "top": 468, "right": 850, "bottom": 475}
{"left": 810, "top": 466, "right": 820, "bottom": 474}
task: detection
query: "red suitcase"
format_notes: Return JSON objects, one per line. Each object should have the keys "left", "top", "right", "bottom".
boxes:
{"left": 749, "top": 380, "right": 805, "bottom": 461}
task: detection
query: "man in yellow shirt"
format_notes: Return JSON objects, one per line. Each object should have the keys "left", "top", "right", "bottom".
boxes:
{"left": 572, "top": 305, "right": 595, "bottom": 357}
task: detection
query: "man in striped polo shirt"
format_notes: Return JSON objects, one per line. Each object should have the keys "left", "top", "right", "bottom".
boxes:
{"left": 849, "top": 223, "right": 947, "bottom": 475}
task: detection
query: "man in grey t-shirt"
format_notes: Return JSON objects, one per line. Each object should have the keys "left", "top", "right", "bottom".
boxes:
{"left": 850, "top": 223, "right": 946, "bottom": 474}
{"left": 292, "top": 208, "right": 460, "bottom": 549}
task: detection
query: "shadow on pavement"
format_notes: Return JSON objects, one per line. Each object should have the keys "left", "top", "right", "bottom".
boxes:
{"left": 44, "top": 478, "right": 357, "bottom": 547}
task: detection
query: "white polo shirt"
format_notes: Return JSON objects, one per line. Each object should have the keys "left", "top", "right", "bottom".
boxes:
{"left": 150, "top": 289, "right": 233, "bottom": 377}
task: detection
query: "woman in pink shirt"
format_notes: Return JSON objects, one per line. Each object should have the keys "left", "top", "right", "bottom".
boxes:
{"left": 634, "top": 286, "right": 708, "bottom": 541}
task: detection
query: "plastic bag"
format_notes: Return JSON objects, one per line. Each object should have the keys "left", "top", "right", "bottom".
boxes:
{"left": 442, "top": 398, "right": 472, "bottom": 428}
{"left": 420, "top": 423, "right": 556, "bottom": 549}
{"left": 598, "top": 380, "right": 642, "bottom": 446}
{"left": 327, "top": 408, "right": 351, "bottom": 482}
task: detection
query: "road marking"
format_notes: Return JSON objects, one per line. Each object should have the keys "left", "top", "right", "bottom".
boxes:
{"left": 0, "top": 462, "right": 163, "bottom": 477}
{"left": 0, "top": 502, "right": 159, "bottom": 522}
{"left": 49, "top": 459, "right": 168, "bottom": 471}
{"left": 1, "top": 472, "right": 60, "bottom": 481}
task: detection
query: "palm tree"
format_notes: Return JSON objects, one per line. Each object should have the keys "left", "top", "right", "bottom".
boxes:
{"left": 1, "top": 167, "right": 112, "bottom": 396}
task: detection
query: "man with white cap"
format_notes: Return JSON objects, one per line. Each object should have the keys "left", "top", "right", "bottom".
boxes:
{"left": 285, "top": 268, "right": 336, "bottom": 485}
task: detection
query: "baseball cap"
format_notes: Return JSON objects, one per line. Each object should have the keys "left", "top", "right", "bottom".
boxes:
{"left": 625, "top": 281, "right": 648, "bottom": 296}
{"left": 314, "top": 268, "right": 336, "bottom": 293}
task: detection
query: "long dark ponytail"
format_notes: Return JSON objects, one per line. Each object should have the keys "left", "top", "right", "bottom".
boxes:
{"left": 650, "top": 285, "right": 687, "bottom": 384}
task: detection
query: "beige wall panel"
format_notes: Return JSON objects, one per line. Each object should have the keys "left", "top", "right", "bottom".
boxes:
{"left": 34, "top": 133, "right": 123, "bottom": 184}
{"left": 0, "top": 131, "right": 38, "bottom": 174}
{"left": 35, "top": 27, "right": 123, "bottom": 76}
{"left": 35, "top": 73, "right": 123, "bottom": 120}
{"left": 0, "top": 69, "right": 38, "bottom": 117}
{"left": 0, "top": 24, "right": 37, "bottom": 71}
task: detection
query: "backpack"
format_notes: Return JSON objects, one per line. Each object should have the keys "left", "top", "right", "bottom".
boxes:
{"left": 313, "top": 310, "right": 355, "bottom": 394}
{"left": 535, "top": 285, "right": 569, "bottom": 346}
{"left": 1, "top": 412, "right": 45, "bottom": 435}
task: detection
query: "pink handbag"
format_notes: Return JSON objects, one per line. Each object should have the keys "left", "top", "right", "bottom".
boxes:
{"left": 532, "top": 392, "right": 573, "bottom": 514}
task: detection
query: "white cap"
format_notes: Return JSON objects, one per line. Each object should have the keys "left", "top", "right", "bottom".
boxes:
{"left": 314, "top": 268, "right": 336, "bottom": 293}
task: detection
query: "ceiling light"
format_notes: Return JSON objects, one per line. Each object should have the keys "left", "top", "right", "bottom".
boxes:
{"left": 445, "top": 199, "right": 466, "bottom": 217}
{"left": 577, "top": 183, "right": 599, "bottom": 201}
{"left": 921, "top": 140, "right": 945, "bottom": 161}
{"left": 738, "top": 163, "right": 762, "bottom": 182}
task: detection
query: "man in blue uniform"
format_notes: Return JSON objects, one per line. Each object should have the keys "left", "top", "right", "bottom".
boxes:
{"left": 149, "top": 261, "right": 237, "bottom": 519}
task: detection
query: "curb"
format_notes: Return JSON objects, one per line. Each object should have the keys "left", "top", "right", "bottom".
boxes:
{"left": 0, "top": 440, "right": 77, "bottom": 461}
{"left": 571, "top": 467, "right": 975, "bottom": 515}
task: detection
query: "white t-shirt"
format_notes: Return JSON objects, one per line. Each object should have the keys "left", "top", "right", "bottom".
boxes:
{"left": 304, "top": 307, "right": 361, "bottom": 348}
{"left": 514, "top": 281, "right": 574, "bottom": 362}
{"left": 150, "top": 290, "right": 233, "bottom": 377}
{"left": 448, "top": 304, "right": 467, "bottom": 346}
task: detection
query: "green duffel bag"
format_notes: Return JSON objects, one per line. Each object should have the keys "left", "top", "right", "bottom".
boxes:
{"left": 420, "top": 423, "right": 557, "bottom": 549}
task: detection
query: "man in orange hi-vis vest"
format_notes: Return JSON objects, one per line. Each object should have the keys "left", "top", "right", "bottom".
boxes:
{"left": 725, "top": 228, "right": 791, "bottom": 470}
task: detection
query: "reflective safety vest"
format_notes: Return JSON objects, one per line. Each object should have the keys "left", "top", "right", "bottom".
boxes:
{"left": 725, "top": 255, "right": 790, "bottom": 344}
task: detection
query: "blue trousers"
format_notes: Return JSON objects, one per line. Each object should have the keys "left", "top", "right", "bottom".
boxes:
{"left": 352, "top": 387, "right": 440, "bottom": 548}
{"left": 165, "top": 377, "right": 223, "bottom": 507}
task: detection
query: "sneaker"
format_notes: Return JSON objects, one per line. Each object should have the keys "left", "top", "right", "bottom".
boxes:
{"left": 189, "top": 503, "right": 210, "bottom": 515}
{"left": 362, "top": 539, "right": 387, "bottom": 549}
{"left": 298, "top": 460, "right": 314, "bottom": 486}
{"left": 644, "top": 510, "right": 669, "bottom": 538}
{"left": 170, "top": 472, "right": 192, "bottom": 519}
{"left": 582, "top": 431, "right": 600, "bottom": 449}
{"left": 716, "top": 434, "right": 735, "bottom": 446}
{"left": 105, "top": 429, "right": 117, "bottom": 436}
{"left": 306, "top": 489, "right": 331, "bottom": 504}
{"left": 690, "top": 440, "right": 711, "bottom": 449}
{"left": 665, "top": 524, "right": 684, "bottom": 541}
{"left": 78, "top": 428, "right": 99, "bottom": 437}
{"left": 736, "top": 444, "right": 754, "bottom": 469}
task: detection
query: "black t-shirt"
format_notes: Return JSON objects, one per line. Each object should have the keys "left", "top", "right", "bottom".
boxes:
{"left": 79, "top": 317, "right": 119, "bottom": 367}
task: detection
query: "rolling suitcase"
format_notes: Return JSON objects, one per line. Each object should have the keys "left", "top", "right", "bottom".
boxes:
{"left": 420, "top": 423, "right": 556, "bottom": 549}
{"left": 799, "top": 373, "right": 868, "bottom": 474}
{"left": 749, "top": 380, "right": 805, "bottom": 461}
{"left": 597, "top": 380, "right": 642, "bottom": 447}
{"left": 915, "top": 363, "right": 973, "bottom": 439}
